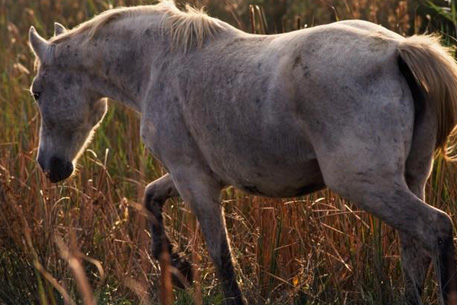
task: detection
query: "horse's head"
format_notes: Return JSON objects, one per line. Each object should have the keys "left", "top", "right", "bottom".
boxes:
{"left": 28, "top": 25, "right": 108, "bottom": 183}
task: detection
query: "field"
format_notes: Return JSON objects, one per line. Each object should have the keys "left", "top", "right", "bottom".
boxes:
{"left": 1, "top": 0, "right": 457, "bottom": 304}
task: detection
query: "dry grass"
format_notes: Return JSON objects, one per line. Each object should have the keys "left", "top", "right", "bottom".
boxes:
{"left": 1, "top": 0, "right": 457, "bottom": 304}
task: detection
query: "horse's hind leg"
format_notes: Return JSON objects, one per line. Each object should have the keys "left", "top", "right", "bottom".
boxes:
{"left": 400, "top": 232, "right": 431, "bottom": 305}
{"left": 144, "top": 174, "right": 193, "bottom": 288}
{"left": 400, "top": 225, "right": 457, "bottom": 305}
{"left": 401, "top": 136, "right": 435, "bottom": 305}
{"left": 319, "top": 153, "right": 457, "bottom": 305}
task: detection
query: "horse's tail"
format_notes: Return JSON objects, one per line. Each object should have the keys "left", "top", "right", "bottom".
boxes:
{"left": 398, "top": 35, "right": 457, "bottom": 159}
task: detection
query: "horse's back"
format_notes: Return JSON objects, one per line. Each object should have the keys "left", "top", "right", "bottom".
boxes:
{"left": 153, "top": 21, "right": 414, "bottom": 197}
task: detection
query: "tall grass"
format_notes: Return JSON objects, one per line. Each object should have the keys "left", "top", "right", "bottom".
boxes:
{"left": 1, "top": 0, "right": 457, "bottom": 304}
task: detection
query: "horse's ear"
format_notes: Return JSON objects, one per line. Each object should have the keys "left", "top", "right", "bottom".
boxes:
{"left": 54, "top": 22, "right": 67, "bottom": 36}
{"left": 29, "top": 26, "right": 50, "bottom": 60}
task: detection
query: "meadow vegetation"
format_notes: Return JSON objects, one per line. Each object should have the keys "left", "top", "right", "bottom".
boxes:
{"left": 1, "top": 0, "right": 457, "bottom": 304}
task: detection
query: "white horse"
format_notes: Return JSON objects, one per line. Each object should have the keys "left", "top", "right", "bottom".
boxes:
{"left": 28, "top": 1, "right": 457, "bottom": 304}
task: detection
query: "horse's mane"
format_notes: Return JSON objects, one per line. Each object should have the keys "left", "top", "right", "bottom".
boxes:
{"left": 51, "top": 0, "right": 222, "bottom": 52}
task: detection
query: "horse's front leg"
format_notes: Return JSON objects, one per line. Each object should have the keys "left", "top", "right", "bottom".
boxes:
{"left": 171, "top": 166, "right": 246, "bottom": 305}
{"left": 144, "top": 174, "right": 193, "bottom": 288}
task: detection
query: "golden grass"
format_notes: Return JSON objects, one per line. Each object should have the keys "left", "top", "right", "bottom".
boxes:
{"left": 1, "top": 1, "right": 457, "bottom": 304}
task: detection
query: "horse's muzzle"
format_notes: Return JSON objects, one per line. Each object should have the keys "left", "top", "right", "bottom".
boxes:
{"left": 38, "top": 155, "right": 73, "bottom": 183}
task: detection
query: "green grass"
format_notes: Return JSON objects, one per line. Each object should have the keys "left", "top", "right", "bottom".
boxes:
{"left": 1, "top": 0, "right": 457, "bottom": 304}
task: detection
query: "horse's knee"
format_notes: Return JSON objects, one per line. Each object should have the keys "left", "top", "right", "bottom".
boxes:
{"left": 429, "top": 211, "right": 453, "bottom": 251}
{"left": 144, "top": 174, "right": 178, "bottom": 210}
{"left": 145, "top": 175, "right": 177, "bottom": 202}
{"left": 436, "top": 211, "right": 453, "bottom": 236}
{"left": 398, "top": 200, "right": 452, "bottom": 254}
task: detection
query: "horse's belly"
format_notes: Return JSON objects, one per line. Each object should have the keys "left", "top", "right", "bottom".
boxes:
{"left": 191, "top": 120, "right": 325, "bottom": 198}
{"left": 221, "top": 158, "right": 325, "bottom": 198}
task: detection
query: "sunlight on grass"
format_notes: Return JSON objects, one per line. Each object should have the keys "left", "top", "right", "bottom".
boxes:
{"left": 1, "top": 1, "right": 457, "bottom": 304}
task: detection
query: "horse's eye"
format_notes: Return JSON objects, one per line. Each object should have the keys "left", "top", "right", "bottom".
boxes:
{"left": 32, "top": 92, "right": 41, "bottom": 101}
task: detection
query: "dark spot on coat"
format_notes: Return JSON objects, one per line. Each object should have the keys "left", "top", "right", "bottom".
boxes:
{"left": 63, "top": 75, "right": 74, "bottom": 90}
{"left": 293, "top": 55, "right": 301, "bottom": 69}
{"left": 167, "top": 187, "right": 174, "bottom": 196}
{"left": 224, "top": 37, "right": 244, "bottom": 48}
{"left": 155, "top": 81, "right": 165, "bottom": 93}
{"left": 303, "top": 65, "right": 310, "bottom": 77}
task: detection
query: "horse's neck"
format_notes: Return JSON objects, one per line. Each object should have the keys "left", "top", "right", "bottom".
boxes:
{"left": 64, "top": 13, "right": 238, "bottom": 114}
{"left": 67, "top": 16, "right": 168, "bottom": 113}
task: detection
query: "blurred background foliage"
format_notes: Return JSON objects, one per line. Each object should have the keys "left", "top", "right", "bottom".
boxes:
{"left": 1, "top": 0, "right": 457, "bottom": 304}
